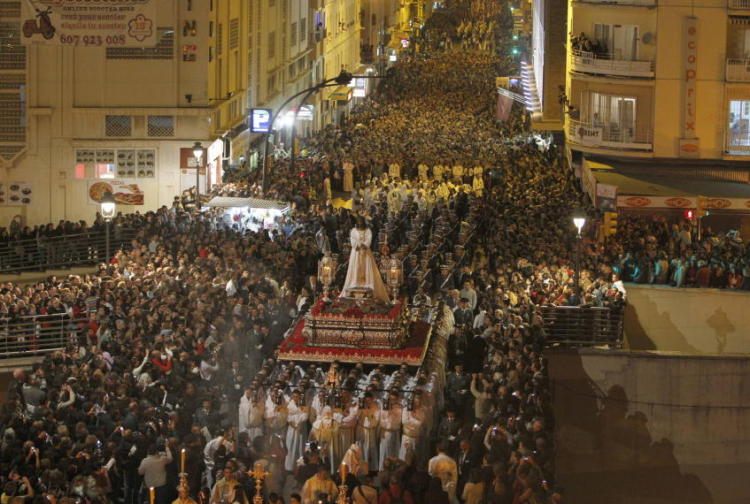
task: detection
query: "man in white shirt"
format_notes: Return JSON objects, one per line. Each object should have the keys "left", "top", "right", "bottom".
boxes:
{"left": 428, "top": 443, "right": 458, "bottom": 503}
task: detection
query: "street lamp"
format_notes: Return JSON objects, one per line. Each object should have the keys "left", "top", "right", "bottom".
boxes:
{"left": 573, "top": 209, "right": 586, "bottom": 236}
{"left": 572, "top": 208, "right": 586, "bottom": 305}
{"left": 192, "top": 141, "right": 204, "bottom": 210}
{"left": 100, "top": 191, "right": 116, "bottom": 263}
{"left": 261, "top": 70, "right": 386, "bottom": 193}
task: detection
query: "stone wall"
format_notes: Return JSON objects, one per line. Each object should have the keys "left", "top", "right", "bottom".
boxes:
{"left": 548, "top": 348, "right": 750, "bottom": 504}
{"left": 624, "top": 284, "right": 750, "bottom": 354}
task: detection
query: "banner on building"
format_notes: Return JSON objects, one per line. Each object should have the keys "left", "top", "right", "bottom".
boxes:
{"left": 88, "top": 180, "right": 144, "bottom": 205}
{"left": 681, "top": 16, "right": 699, "bottom": 157}
{"left": 496, "top": 93, "right": 513, "bottom": 122}
{"left": 572, "top": 125, "right": 603, "bottom": 144}
{"left": 21, "top": 0, "right": 157, "bottom": 47}
{"left": 0, "top": 182, "right": 33, "bottom": 206}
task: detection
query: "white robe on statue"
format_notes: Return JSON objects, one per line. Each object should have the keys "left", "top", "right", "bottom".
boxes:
{"left": 340, "top": 227, "right": 389, "bottom": 302}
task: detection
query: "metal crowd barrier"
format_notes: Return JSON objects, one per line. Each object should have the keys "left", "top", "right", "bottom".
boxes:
{"left": 0, "top": 313, "right": 89, "bottom": 357}
{"left": 540, "top": 305, "right": 624, "bottom": 348}
{"left": 0, "top": 228, "right": 136, "bottom": 274}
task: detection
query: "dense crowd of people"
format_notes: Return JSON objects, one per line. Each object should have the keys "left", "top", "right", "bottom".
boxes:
{"left": 1, "top": 2, "right": 747, "bottom": 504}
{"left": 601, "top": 215, "right": 750, "bottom": 290}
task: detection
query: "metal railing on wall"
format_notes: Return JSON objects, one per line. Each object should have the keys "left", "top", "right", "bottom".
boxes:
{"left": 0, "top": 313, "right": 88, "bottom": 357}
{"left": 540, "top": 305, "right": 624, "bottom": 348}
{"left": 0, "top": 228, "right": 136, "bottom": 274}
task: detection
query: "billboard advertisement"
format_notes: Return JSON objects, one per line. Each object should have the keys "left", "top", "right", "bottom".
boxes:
{"left": 88, "top": 180, "right": 144, "bottom": 206}
{"left": 21, "top": 0, "right": 157, "bottom": 47}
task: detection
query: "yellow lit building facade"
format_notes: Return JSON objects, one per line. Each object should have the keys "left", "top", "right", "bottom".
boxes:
{"left": 0, "top": 0, "right": 386, "bottom": 225}
{"left": 562, "top": 0, "right": 750, "bottom": 161}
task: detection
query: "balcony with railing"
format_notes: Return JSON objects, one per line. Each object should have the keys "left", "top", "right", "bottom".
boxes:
{"left": 726, "top": 134, "right": 750, "bottom": 155}
{"left": 540, "top": 306, "right": 624, "bottom": 348}
{"left": 726, "top": 59, "right": 750, "bottom": 82}
{"left": 729, "top": 0, "right": 750, "bottom": 9}
{"left": 571, "top": 50, "right": 655, "bottom": 78}
{"left": 576, "top": 0, "right": 655, "bottom": 5}
{"left": 567, "top": 118, "right": 653, "bottom": 151}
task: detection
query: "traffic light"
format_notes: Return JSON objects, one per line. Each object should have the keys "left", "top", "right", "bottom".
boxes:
{"left": 602, "top": 211, "right": 618, "bottom": 237}
{"left": 695, "top": 195, "right": 708, "bottom": 219}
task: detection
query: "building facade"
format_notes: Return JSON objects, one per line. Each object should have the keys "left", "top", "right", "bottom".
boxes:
{"left": 0, "top": 0, "right": 252, "bottom": 225}
{"left": 0, "top": 0, "right": 382, "bottom": 226}
{"left": 560, "top": 0, "right": 750, "bottom": 162}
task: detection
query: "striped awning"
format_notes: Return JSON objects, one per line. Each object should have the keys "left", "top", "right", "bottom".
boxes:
{"left": 327, "top": 86, "right": 352, "bottom": 102}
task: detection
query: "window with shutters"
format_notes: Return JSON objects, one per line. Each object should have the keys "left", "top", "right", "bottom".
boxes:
{"left": 300, "top": 18, "right": 307, "bottom": 43}
{"left": 291, "top": 22, "right": 297, "bottom": 46}
{"left": 216, "top": 23, "right": 224, "bottom": 55}
{"left": 107, "top": 27, "right": 174, "bottom": 59}
{"left": 105, "top": 116, "right": 132, "bottom": 137}
{"left": 0, "top": 2, "right": 21, "bottom": 17}
{"left": 0, "top": 9, "right": 26, "bottom": 162}
{"left": 147, "top": 116, "right": 175, "bottom": 137}
{"left": 268, "top": 31, "right": 276, "bottom": 58}
{"left": 229, "top": 18, "right": 239, "bottom": 49}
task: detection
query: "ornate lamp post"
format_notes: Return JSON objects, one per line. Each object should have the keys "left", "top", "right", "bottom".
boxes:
{"left": 318, "top": 253, "right": 337, "bottom": 301}
{"left": 386, "top": 257, "right": 403, "bottom": 303}
{"left": 192, "top": 141, "right": 204, "bottom": 209}
{"left": 572, "top": 208, "right": 587, "bottom": 305}
{"left": 100, "top": 191, "right": 116, "bottom": 263}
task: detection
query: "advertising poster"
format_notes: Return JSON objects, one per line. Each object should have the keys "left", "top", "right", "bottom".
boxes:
{"left": 21, "top": 0, "right": 157, "bottom": 47}
{"left": 0, "top": 182, "right": 33, "bottom": 206}
{"left": 88, "top": 180, "right": 144, "bottom": 206}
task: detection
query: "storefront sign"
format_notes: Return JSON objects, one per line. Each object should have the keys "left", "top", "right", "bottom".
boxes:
{"left": 681, "top": 16, "right": 699, "bottom": 157}
{"left": 250, "top": 109, "right": 272, "bottom": 133}
{"left": 295, "top": 105, "right": 314, "bottom": 121}
{"left": 21, "top": 0, "right": 156, "bottom": 47}
{"left": 574, "top": 125, "right": 603, "bottom": 143}
{"left": 88, "top": 180, "right": 144, "bottom": 205}
{"left": 180, "top": 148, "right": 207, "bottom": 169}
{"left": 0, "top": 182, "right": 33, "bottom": 206}
{"left": 207, "top": 139, "right": 224, "bottom": 162}
{"left": 617, "top": 195, "right": 750, "bottom": 210}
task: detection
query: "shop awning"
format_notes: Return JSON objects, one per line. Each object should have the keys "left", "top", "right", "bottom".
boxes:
{"left": 328, "top": 86, "right": 352, "bottom": 102}
{"left": 584, "top": 157, "right": 750, "bottom": 211}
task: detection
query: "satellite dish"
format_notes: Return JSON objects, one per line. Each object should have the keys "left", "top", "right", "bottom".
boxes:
{"left": 642, "top": 32, "right": 655, "bottom": 44}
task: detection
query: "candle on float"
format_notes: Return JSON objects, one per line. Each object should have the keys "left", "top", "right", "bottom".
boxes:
{"left": 180, "top": 448, "right": 186, "bottom": 474}
{"left": 149, "top": 487, "right": 155, "bottom": 504}
{"left": 340, "top": 462, "right": 348, "bottom": 482}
